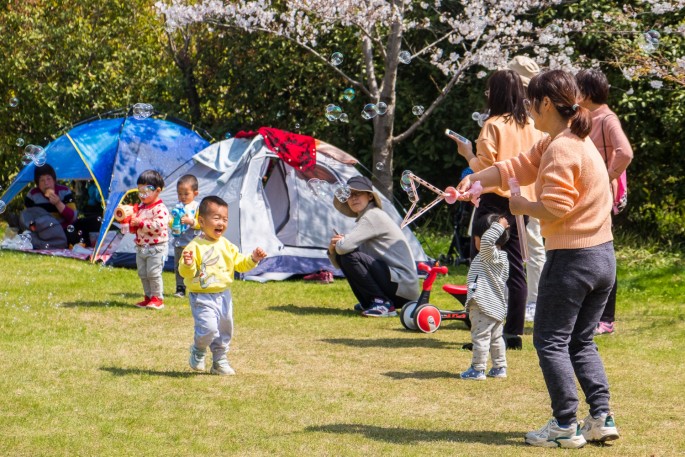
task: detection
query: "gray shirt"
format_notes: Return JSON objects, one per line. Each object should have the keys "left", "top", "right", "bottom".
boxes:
{"left": 329, "top": 205, "right": 419, "bottom": 300}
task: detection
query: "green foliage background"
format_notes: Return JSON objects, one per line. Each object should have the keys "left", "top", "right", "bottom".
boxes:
{"left": 1, "top": 0, "right": 683, "bottom": 242}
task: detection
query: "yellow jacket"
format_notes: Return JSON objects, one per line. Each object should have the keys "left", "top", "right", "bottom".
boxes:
{"left": 179, "top": 236, "right": 257, "bottom": 293}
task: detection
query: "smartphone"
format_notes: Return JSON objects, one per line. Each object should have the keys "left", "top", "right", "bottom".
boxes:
{"left": 445, "top": 129, "right": 470, "bottom": 143}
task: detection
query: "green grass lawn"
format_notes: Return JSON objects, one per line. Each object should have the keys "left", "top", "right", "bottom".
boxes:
{"left": 0, "top": 245, "right": 683, "bottom": 456}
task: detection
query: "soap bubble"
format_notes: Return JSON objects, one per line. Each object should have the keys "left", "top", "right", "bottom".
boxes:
{"left": 21, "top": 153, "right": 33, "bottom": 166}
{"left": 67, "top": 225, "right": 75, "bottom": 233}
{"left": 376, "top": 102, "right": 388, "bottom": 115}
{"left": 132, "top": 103, "right": 154, "bottom": 120}
{"left": 0, "top": 200, "right": 6, "bottom": 214}
{"left": 339, "top": 113, "right": 349, "bottom": 123}
{"left": 325, "top": 104, "right": 343, "bottom": 121}
{"left": 224, "top": 132, "right": 232, "bottom": 139}
{"left": 361, "top": 103, "right": 378, "bottom": 120}
{"left": 343, "top": 88, "right": 356, "bottom": 101}
{"left": 9, "top": 97, "right": 19, "bottom": 108}
{"left": 398, "top": 50, "right": 412, "bottom": 64}
{"left": 334, "top": 184, "right": 351, "bottom": 203}
{"left": 307, "top": 179, "right": 330, "bottom": 199}
{"left": 295, "top": 123, "right": 300, "bottom": 129}
{"left": 375, "top": 162, "right": 384, "bottom": 171}
{"left": 472, "top": 111, "right": 490, "bottom": 127}
{"left": 32, "top": 148, "right": 47, "bottom": 166}
{"left": 640, "top": 30, "right": 660, "bottom": 53}
{"left": 400, "top": 170, "right": 413, "bottom": 192}
{"left": 412, "top": 105, "right": 425, "bottom": 116}
{"left": 330, "top": 52, "right": 344, "bottom": 66}
{"left": 16, "top": 138, "right": 24, "bottom": 147}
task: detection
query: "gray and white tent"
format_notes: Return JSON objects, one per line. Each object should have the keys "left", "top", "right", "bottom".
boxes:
{"left": 156, "top": 130, "right": 428, "bottom": 280}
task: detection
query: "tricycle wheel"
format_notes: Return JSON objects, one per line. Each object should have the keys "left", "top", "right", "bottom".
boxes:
{"left": 399, "top": 301, "right": 418, "bottom": 330}
{"left": 414, "top": 304, "right": 442, "bottom": 333}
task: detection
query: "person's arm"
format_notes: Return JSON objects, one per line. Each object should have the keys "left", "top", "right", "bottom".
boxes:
{"left": 605, "top": 116, "right": 633, "bottom": 180}
{"left": 178, "top": 242, "right": 199, "bottom": 278}
{"left": 334, "top": 215, "right": 380, "bottom": 255}
{"left": 478, "top": 222, "right": 506, "bottom": 264}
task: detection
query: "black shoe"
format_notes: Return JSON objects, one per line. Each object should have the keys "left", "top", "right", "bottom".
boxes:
{"left": 504, "top": 335, "right": 522, "bottom": 350}
{"left": 462, "top": 343, "right": 473, "bottom": 351}
{"left": 173, "top": 286, "right": 186, "bottom": 298}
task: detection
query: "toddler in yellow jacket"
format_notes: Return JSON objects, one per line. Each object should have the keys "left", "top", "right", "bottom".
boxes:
{"left": 179, "top": 195, "right": 267, "bottom": 375}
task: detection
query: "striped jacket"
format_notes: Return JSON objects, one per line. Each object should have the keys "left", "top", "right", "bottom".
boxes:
{"left": 466, "top": 222, "right": 509, "bottom": 322}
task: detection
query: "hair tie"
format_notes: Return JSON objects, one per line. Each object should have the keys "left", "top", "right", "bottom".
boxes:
{"left": 572, "top": 104, "right": 579, "bottom": 111}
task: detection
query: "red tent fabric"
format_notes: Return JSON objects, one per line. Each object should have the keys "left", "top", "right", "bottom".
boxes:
{"left": 235, "top": 127, "right": 316, "bottom": 170}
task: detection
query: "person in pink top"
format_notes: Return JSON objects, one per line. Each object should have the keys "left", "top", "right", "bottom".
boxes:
{"left": 455, "top": 70, "right": 620, "bottom": 448}
{"left": 576, "top": 68, "right": 634, "bottom": 336}
{"left": 130, "top": 170, "right": 170, "bottom": 310}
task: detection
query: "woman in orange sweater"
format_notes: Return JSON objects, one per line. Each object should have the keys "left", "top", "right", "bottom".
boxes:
{"left": 455, "top": 70, "right": 619, "bottom": 448}
{"left": 452, "top": 69, "right": 544, "bottom": 349}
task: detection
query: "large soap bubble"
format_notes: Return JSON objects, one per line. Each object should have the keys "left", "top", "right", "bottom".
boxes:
{"left": 361, "top": 104, "right": 378, "bottom": 120}
{"left": 330, "top": 52, "right": 344, "bottom": 66}
{"left": 343, "top": 88, "right": 356, "bottom": 101}
{"left": 132, "top": 103, "right": 154, "bottom": 120}
{"left": 398, "top": 50, "right": 412, "bottom": 64}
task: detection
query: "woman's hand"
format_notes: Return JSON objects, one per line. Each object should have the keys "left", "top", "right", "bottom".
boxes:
{"left": 329, "top": 234, "right": 344, "bottom": 254}
{"left": 456, "top": 174, "right": 474, "bottom": 200}
{"left": 450, "top": 136, "right": 474, "bottom": 160}
{"left": 509, "top": 195, "right": 530, "bottom": 216}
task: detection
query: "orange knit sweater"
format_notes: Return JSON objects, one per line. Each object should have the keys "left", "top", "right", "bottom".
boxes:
{"left": 494, "top": 129, "right": 613, "bottom": 250}
{"left": 471, "top": 115, "right": 544, "bottom": 201}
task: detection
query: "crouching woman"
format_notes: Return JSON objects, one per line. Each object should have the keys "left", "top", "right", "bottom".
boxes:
{"left": 328, "top": 176, "right": 419, "bottom": 318}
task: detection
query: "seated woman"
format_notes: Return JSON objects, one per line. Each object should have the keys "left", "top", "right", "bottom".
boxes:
{"left": 23, "top": 164, "right": 78, "bottom": 248}
{"left": 327, "top": 176, "right": 419, "bottom": 317}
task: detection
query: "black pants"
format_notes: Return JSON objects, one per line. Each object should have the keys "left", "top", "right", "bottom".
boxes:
{"left": 470, "top": 193, "right": 528, "bottom": 335}
{"left": 337, "top": 250, "right": 406, "bottom": 310}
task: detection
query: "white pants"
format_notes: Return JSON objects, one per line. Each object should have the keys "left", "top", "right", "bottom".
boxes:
{"left": 469, "top": 305, "right": 506, "bottom": 371}
{"left": 190, "top": 290, "right": 234, "bottom": 361}
{"left": 526, "top": 218, "right": 546, "bottom": 304}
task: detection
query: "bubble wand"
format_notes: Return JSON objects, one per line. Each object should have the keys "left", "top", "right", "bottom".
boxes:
{"left": 508, "top": 177, "right": 529, "bottom": 262}
{"left": 400, "top": 171, "right": 482, "bottom": 229}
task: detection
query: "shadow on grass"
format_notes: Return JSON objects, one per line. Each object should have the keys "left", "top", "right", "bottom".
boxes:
{"left": 305, "top": 423, "right": 522, "bottom": 446}
{"left": 100, "top": 366, "right": 199, "bottom": 378}
{"left": 383, "top": 370, "right": 454, "bottom": 380}
{"left": 61, "top": 300, "right": 133, "bottom": 309}
{"left": 321, "top": 337, "right": 459, "bottom": 349}
{"left": 268, "top": 304, "right": 354, "bottom": 317}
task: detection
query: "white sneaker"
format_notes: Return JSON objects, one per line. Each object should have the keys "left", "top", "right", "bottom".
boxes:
{"left": 525, "top": 418, "right": 587, "bottom": 448}
{"left": 581, "top": 412, "right": 619, "bottom": 442}
{"left": 188, "top": 345, "right": 206, "bottom": 372}
{"left": 525, "top": 302, "right": 536, "bottom": 322}
{"left": 210, "top": 356, "right": 236, "bottom": 376}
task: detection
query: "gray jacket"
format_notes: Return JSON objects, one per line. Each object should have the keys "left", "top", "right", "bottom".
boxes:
{"left": 329, "top": 205, "right": 419, "bottom": 300}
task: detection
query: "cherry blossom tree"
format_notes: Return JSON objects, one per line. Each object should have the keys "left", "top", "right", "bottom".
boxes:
{"left": 156, "top": 0, "right": 582, "bottom": 195}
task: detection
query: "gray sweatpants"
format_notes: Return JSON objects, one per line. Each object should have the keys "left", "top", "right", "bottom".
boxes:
{"left": 136, "top": 242, "right": 167, "bottom": 299}
{"left": 189, "top": 290, "right": 234, "bottom": 361}
{"left": 534, "top": 241, "right": 615, "bottom": 424}
{"left": 469, "top": 305, "right": 506, "bottom": 371}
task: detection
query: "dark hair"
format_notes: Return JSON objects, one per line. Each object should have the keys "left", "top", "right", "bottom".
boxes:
{"left": 137, "top": 170, "right": 165, "bottom": 189}
{"left": 527, "top": 70, "right": 592, "bottom": 138}
{"left": 472, "top": 213, "right": 510, "bottom": 248}
{"left": 178, "top": 174, "right": 199, "bottom": 191}
{"left": 487, "top": 69, "right": 529, "bottom": 128}
{"left": 199, "top": 195, "right": 228, "bottom": 217}
{"left": 34, "top": 163, "right": 57, "bottom": 184}
{"left": 575, "top": 69, "right": 609, "bottom": 105}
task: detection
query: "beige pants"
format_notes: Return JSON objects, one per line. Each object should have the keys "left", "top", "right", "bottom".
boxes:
{"left": 469, "top": 305, "right": 506, "bottom": 372}
{"left": 136, "top": 242, "right": 167, "bottom": 298}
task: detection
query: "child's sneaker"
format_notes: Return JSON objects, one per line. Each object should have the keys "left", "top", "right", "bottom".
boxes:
{"left": 460, "top": 366, "right": 486, "bottom": 381}
{"left": 594, "top": 321, "right": 615, "bottom": 335}
{"left": 147, "top": 296, "right": 165, "bottom": 310}
{"left": 361, "top": 299, "right": 397, "bottom": 318}
{"left": 525, "top": 302, "right": 536, "bottom": 322}
{"left": 580, "top": 412, "right": 619, "bottom": 443}
{"left": 525, "top": 419, "right": 586, "bottom": 448}
{"left": 487, "top": 366, "right": 507, "bottom": 378}
{"left": 188, "top": 345, "right": 206, "bottom": 372}
{"left": 173, "top": 286, "right": 185, "bottom": 298}
{"left": 210, "top": 356, "right": 236, "bottom": 376}
{"left": 134, "top": 296, "right": 151, "bottom": 308}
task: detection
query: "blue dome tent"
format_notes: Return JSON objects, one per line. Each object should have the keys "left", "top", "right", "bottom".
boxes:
{"left": 0, "top": 110, "right": 211, "bottom": 264}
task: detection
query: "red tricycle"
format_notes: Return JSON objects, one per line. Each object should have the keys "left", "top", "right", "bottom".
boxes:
{"left": 399, "top": 262, "right": 471, "bottom": 333}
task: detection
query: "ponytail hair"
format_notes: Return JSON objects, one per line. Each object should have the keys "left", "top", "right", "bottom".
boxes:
{"left": 527, "top": 70, "right": 593, "bottom": 138}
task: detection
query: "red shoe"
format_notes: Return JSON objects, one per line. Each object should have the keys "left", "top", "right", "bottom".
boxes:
{"left": 303, "top": 270, "right": 334, "bottom": 284}
{"left": 134, "top": 296, "right": 151, "bottom": 308}
{"left": 147, "top": 296, "right": 165, "bottom": 310}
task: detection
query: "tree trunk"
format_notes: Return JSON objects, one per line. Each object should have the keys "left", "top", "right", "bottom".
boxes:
{"left": 371, "top": 108, "right": 395, "bottom": 199}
